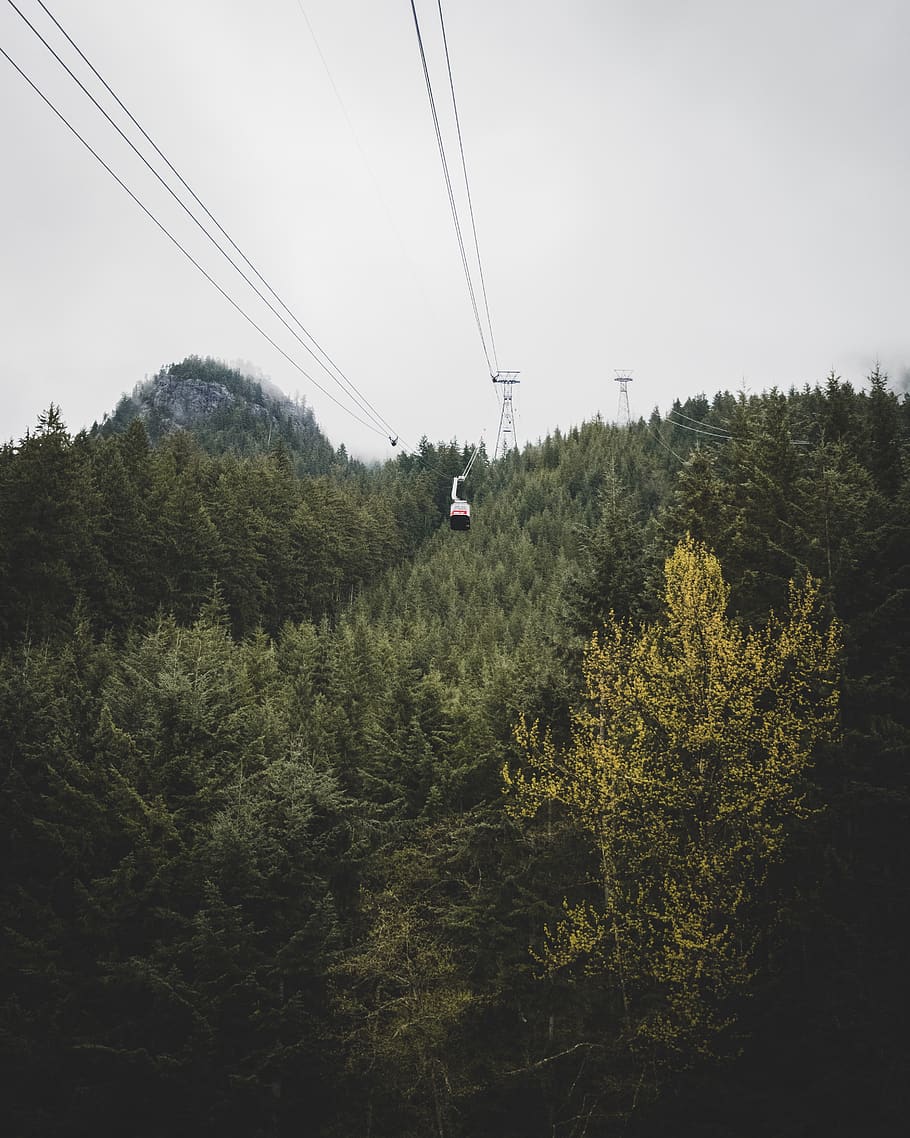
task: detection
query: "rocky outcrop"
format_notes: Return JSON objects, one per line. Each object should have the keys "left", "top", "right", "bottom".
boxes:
{"left": 144, "top": 372, "right": 248, "bottom": 426}
{"left": 97, "top": 355, "right": 338, "bottom": 474}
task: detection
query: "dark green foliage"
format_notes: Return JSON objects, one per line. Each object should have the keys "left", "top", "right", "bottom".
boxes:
{"left": 0, "top": 407, "right": 107, "bottom": 643}
{"left": 1, "top": 614, "right": 349, "bottom": 1136}
{"left": 96, "top": 356, "right": 338, "bottom": 476}
{"left": 0, "top": 409, "right": 408, "bottom": 646}
{"left": 1, "top": 368, "right": 908, "bottom": 1136}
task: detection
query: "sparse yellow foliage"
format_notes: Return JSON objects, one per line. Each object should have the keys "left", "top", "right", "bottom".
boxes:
{"left": 503, "top": 535, "right": 840, "bottom": 1056}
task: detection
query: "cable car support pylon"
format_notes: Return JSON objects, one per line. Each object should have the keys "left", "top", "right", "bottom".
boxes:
{"left": 615, "top": 371, "right": 633, "bottom": 425}
{"left": 492, "top": 372, "right": 520, "bottom": 459}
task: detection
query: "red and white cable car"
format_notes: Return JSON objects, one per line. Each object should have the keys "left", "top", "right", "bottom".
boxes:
{"left": 448, "top": 440, "right": 483, "bottom": 531}
{"left": 450, "top": 477, "right": 471, "bottom": 531}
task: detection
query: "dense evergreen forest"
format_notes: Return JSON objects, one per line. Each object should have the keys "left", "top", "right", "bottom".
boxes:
{"left": 2, "top": 362, "right": 908, "bottom": 1137}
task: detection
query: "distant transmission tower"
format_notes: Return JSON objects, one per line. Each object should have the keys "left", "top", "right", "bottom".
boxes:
{"left": 492, "top": 372, "right": 521, "bottom": 459}
{"left": 614, "top": 371, "right": 633, "bottom": 424}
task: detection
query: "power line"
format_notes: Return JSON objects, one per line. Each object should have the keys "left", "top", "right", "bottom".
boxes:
{"left": 0, "top": 37, "right": 387, "bottom": 437}
{"left": 665, "top": 407, "right": 731, "bottom": 437}
{"left": 665, "top": 412, "right": 732, "bottom": 440}
{"left": 8, "top": 0, "right": 401, "bottom": 441}
{"left": 641, "top": 418, "right": 686, "bottom": 464}
{"left": 667, "top": 406, "right": 729, "bottom": 431}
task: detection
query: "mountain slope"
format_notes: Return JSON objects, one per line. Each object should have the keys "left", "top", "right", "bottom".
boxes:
{"left": 94, "top": 355, "right": 339, "bottom": 474}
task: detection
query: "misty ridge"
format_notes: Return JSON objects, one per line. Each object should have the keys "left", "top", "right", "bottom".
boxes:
{"left": 93, "top": 355, "right": 337, "bottom": 475}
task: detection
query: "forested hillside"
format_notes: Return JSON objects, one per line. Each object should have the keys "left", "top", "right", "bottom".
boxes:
{"left": 95, "top": 357, "right": 340, "bottom": 476}
{"left": 1, "top": 370, "right": 908, "bottom": 1137}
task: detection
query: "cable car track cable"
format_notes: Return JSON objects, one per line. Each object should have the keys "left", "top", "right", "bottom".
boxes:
{"left": 11, "top": 0, "right": 401, "bottom": 443}
{"left": 409, "top": 0, "right": 494, "bottom": 376}
{"left": 434, "top": 0, "right": 499, "bottom": 375}
{"left": 0, "top": 39, "right": 387, "bottom": 438}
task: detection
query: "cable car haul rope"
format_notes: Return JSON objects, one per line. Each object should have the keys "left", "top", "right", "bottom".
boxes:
{"left": 2, "top": 0, "right": 518, "bottom": 531}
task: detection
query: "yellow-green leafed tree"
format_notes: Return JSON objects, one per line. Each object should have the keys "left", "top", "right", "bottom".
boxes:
{"left": 503, "top": 535, "right": 841, "bottom": 1059}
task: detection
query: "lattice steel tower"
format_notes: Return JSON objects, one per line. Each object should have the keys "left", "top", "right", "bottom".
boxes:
{"left": 492, "top": 372, "right": 521, "bottom": 459}
{"left": 615, "top": 371, "right": 633, "bottom": 424}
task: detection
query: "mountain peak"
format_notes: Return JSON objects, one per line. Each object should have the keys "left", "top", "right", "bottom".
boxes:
{"left": 95, "top": 355, "right": 340, "bottom": 473}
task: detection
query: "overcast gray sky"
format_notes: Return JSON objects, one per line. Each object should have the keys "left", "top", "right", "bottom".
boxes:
{"left": 1, "top": 0, "right": 908, "bottom": 459}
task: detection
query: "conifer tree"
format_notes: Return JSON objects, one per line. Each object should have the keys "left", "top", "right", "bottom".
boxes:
{"left": 864, "top": 364, "right": 904, "bottom": 497}
{"left": 0, "top": 407, "right": 100, "bottom": 644}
